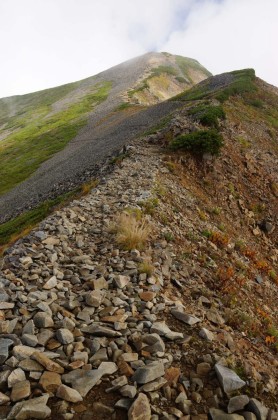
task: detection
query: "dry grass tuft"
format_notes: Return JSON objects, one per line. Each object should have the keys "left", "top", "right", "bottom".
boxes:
{"left": 138, "top": 260, "right": 155, "bottom": 277}
{"left": 113, "top": 212, "right": 151, "bottom": 250}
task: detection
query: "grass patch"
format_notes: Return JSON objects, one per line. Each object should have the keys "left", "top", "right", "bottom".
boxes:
{"left": 170, "top": 129, "right": 224, "bottom": 157}
{"left": 175, "top": 55, "right": 211, "bottom": 83}
{"left": 150, "top": 65, "right": 178, "bottom": 77}
{"left": 0, "top": 82, "right": 111, "bottom": 196}
{"left": 172, "top": 68, "right": 256, "bottom": 102}
{"left": 144, "top": 115, "right": 172, "bottom": 136}
{"left": 236, "top": 136, "right": 251, "bottom": 149}
{"left": 188, "top": 104, "right": 226, "bottom": 128}
{"left": 138, "top": 260, "right": 155, "bottom": 277}
{"left": 115, "top": 102, "right": 133, "bottom": 111}
{"left": 112, "top": 212, "right": 151, "bottom": 250}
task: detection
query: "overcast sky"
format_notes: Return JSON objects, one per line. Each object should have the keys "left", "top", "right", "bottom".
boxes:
{"left": 0, "top": 0, "right": 277, "bottom": 98}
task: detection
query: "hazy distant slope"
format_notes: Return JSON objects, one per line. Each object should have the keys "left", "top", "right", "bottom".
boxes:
{"left": 0, "top": 52, "right": 210, "bottom": 201}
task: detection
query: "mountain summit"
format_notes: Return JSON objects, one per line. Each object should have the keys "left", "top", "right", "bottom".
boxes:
{"left": 0, "top": 52, "right": 210, "bottom": 221}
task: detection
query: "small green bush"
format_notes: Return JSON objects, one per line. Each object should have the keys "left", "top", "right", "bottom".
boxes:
{"left": 170, "top": 129, "right": 224, "bottom": 156}
{"left": 248, "top": 99, "right": 263, "bottom": 108}
{"left": 188, "top": 104, "right": 225, "bottom": 128}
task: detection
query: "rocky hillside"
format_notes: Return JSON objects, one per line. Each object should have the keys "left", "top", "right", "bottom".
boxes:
{"left": 0, "top": 68, "right": 277, "bottom": 419}
{"left": 0, "top": 52, "right": 210, "bottom": 222}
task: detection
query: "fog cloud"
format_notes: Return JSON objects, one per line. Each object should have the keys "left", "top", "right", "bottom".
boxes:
{"left": 0, "top": 0, "right": 277, "bottom": 98}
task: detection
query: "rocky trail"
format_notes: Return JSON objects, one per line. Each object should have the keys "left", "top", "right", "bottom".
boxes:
{"left": 0, "top": 134, "right": 277, "bottom": 419}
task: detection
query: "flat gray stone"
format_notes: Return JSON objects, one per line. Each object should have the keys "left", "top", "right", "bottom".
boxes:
{"left": 228, "top": 395, "right": 250, "bottom": 413}
{"left": 142, "top": 333, "right": 165, "bottom": 353}
{"left": 56, "top": 384, "right": 83, "bottom": 402}
{"left": 114, "top": 275, "right": 130, "bottom": 289}
{"left": 246, "top": 399, "right": 269, "bottom": 420}
{"left": 85, "top": 290, "right": 106, "bottom": 307}
{"left": 62, "top": 369, "right": 103, "bottom": 397}
{"left": 206, "top": 309, "right": 225, "bottom": 325}
{"left": 210, "top": 408, "right": 245, "bottom": 420}
{"left": 56, "top": 329, "right": 74, "bottom": 345}
{"left": 106, "top": 375, "right": 128, "bottom": 392}
{"left": 8, "top": 368, "right": 26, "bottom": 388}
{"left": 215, "top": 364, "right": 246, "bottom": 394}
{"left": 7, "top": 394, "right": 51, "bottom": 419}
{"left": 33, "top": 312, "right": 54, "bottom": 328}
{"left": 199, "top": 328, "right": 214, "bottom": 341}
{"left": 120, "top": 384, "right": 137, "bottom": 398}
{"left": 21, "top": 334, "right": 38, "bottom": 347}
{"left": 171, "top": 309, "right": 201, "bottom": 325}
{"left": 132, "top": 361, "right": 164, "bottom": 384}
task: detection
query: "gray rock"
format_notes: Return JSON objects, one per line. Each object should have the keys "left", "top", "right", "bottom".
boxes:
{"left": 22, "top": 334, "right": 38, "bottom": 347}
{"left": 18, "top": 359, "right": 44, "bottom": 372}
{"left": 0, "top": 289, "right": 9, "bottom": 302}
{"left": 43, "top": 276, "right": 57, "bottom": 290}
{"left": 128, "top": 393, "right": 151, "bottom": 420}
{"left": 142, "top": 333, "right": 165, "bottom": 353}
{"left": 206, "top": 309, "right": 225, "bottom": 325}
{"left": 63, "top": 369, "right": 103, "bottom": 397}
{"left": 171, "top": 309, "right": 201, "bottom": 325}
{"left": 246, "top": 399, "right": 269, "bottom": 420}
{"left": 13, "top": 346, "right": 36, "bottom": 360}
{"left": 132, "top": 361, "right": 165, "bottom": 384}
{"left": 90, "top": 348, "right": 108, "bottom": 364}
{"left": 0, "top": 338, "right": 14, "bottom": 364}
{"left": 210, "top": 408, "right": 245, "bottom": 420}
{"left": 114, "top": 275, "right": 130, "bottom": 289}
{"left": 56, "top": 329, "right": 74, "bottom": 345}
{"left": 56, "top": 384, "right": 83, "bottom": 403}
{"left": 98, "top": 362, "right": 118, "bottom": 375}
{"left": 120, "top": 384, "right": 137, "bottom": 398}
{"left": 6, "top": 356, "right": 19, "bottom": 368}
{"left": 199, "top": 328, "right": 214, "bottom": 341}
{"left": 7, "top": 394, "right": 51, "bottom": 419}
{"left": 228, "top": 395, "right": 250, "bottom": 413}
{"left": 93, "top": 277, "right": 108, "bottom": 290}
{"left": 85, "top": 290, "right": 106, "bottom": 307}
{"left": 106, "top": 375, "right": 128, "bottom": 392}
{"left": 175, "top": 392, "right": 192, "bottom": 415}
{"left": 22, "top": 320, "right": 35, "bottom": 335}
{"left": 33, "top": 312, "right": 54, "bottom": 328}
{"left": 8, "top": 368, "right": 26, "bottom": 388}
{"left": 150, "top": 322, "right": 183, "bottom": 340}
{"left": 115, "top": 398, "right": 133, "bottom": 410}
{"left": 215, "top": 364, "right": 246, "bottom": 394}
{"left": 140, "top": 377, "right": 167, "bottom": 392}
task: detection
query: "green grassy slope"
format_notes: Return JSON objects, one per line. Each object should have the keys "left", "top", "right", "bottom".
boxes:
{"left": 0, "top": 81, "right": 111, "bottom": 195}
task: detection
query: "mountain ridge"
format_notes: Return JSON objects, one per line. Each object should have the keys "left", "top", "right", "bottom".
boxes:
{"left": 0, "top": 53, "right": 277, "bottom": 419}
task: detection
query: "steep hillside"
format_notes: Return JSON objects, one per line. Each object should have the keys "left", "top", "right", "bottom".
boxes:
{"left": 0, "top": 65, "right": 277, "bottom": 419}
{"left": 0, "top": 131, "right": 277, "bottom": 418}
{"left": 0, "top": 52, "right": 210, "bottom": 205}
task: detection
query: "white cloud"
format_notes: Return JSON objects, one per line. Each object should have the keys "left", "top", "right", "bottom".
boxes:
{"left": 0, "top": 0, "right": 277, "bottom": 98}
{"left": 162, "top": 0, "right": 278, "bottom": 87}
